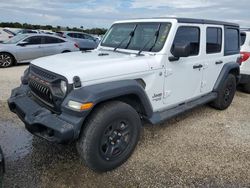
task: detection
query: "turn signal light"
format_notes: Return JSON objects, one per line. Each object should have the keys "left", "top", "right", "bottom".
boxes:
{"left": 68, "top": 101, "right": 93, "bottom": 111}
{"left": 74, "top": 43, "right": 80, "bottom": 48}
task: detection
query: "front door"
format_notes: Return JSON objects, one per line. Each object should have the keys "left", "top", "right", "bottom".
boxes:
{"left": 16, "top": 36, "right": 44, "bottom": 62}
{"left": 163, "top": 26, "right": 204, "bottom": 107}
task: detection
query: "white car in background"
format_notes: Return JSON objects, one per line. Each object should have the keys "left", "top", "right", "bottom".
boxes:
{"left": 239, "top": 29, "right": 250, "bottom": 93}
{"left": 0, "top": 34, "right": 80, "bottom": 68}
{"left": 0, "top": 28, "right": 14, "bottom": 43}
{"left": 56, "top": 31, "right": 99, "bottom": 50}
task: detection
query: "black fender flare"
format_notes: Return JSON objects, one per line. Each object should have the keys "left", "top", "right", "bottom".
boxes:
{"left": 62, "top": 80, "right": 153, "bottom": 118}
{"left": 213, "top": 62, "right": 240, "bottom": 92}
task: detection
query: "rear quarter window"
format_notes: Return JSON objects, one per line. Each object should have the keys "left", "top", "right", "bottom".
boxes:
{"left": 225, "top": 27, "right": 240, "bottom": 55}
{"left": 206, "top": 27, "right": 222, "bottom": 54}
{"left": 241, "top": 32, "right": 246, "bottom": 46}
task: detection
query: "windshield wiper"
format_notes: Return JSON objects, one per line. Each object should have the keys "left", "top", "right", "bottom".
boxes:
{"left": 138, "top": 24, "right": 161, "bottom": 55}
{"left": 114, "top": 25, "right": 137, "bottom": 52}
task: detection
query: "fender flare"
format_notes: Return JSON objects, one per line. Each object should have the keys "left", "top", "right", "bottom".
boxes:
{"left": 62, "top": 80, "right": 153, "bottom": 118}
{"left": 213, "top": 62, "right": 240, "bottom": 92}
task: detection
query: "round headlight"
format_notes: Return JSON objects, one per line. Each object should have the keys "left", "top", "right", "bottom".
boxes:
{"left": 60, "top": 81, "right": 67, "bottom": 94}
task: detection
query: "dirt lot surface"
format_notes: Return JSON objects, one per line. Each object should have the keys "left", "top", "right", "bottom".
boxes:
{"left": 1, "top": 65, "right": 250, "bottom": 187}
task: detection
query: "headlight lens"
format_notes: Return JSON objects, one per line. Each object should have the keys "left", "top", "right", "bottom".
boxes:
{"left": 60, "top": 80, "right": 67, "bottom": 94}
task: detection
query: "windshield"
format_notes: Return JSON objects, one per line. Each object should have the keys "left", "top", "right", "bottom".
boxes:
{"left": 3, "top": 34, "right": 28, "bottom": 44}
{"left": 101, "top": 22, "right": 171, "bottom": 52}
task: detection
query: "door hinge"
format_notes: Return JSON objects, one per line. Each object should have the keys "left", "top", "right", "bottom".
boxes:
{"left": 203, "top": 63, "right": 209, "bottom": 69}
{"left": 164, "top": 69, "right": 173, "bottom": 77}
{"left": 164, "top": 90, "right": 171, "bottom": 98}
{"left": 200, "top": 81, "right": 206, "bottom": 92}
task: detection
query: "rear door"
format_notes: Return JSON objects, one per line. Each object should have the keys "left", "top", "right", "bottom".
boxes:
{"left": 16, "top": 36, "right": 43, "bottom": 62}
{"left": 201, "top": 25, "right": 224, "bottom": 94}
{"left": 41, "top": 36, "right": 66, "bottom": 56}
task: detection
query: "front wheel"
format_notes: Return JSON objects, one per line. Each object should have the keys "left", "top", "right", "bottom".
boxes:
{"left": 76, "top": 101, "right": 142, "bottom": 172}
{"left": 0, "top": 53, "right": 14, "bottom": 68}
{"left": 210, "top": 74, "right": 236, "bottom": 110}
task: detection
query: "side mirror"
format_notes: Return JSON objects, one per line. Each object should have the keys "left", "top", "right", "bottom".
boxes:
{"left": 169, "top": 43, "right": 191, "bottom": 61}
{"left": 17, "top": 41, "right": 29, "bottom": 47}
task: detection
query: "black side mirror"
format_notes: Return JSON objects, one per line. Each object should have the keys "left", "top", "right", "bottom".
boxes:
{"left": 17, "top": 42, "right": 29, "bottom": 47}
{"left": 169, "top": 43, "right": 191, "bottom": 61}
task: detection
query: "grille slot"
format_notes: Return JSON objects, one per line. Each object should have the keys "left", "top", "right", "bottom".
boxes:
{"left": 29, "top": 79, "right": 54, "bottom": 106}
{"left": 30, "top": 66, "right": 56, "bottom": 80}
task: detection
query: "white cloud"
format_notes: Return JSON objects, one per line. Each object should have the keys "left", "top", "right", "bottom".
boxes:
{"left": 131, "top": 0, "right": 217, "bottom": 9}
{"left": 0, "top": 0, "right": 249, "bottom": 28}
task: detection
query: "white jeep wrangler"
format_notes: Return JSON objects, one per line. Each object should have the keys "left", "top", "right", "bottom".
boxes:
{"left": 8, "top": 18, "right": 240, "bottom": 172}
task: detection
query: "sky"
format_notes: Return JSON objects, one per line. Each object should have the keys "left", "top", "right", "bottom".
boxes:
{"left": 0, "top": 0, "right": 249, "bottom": 29}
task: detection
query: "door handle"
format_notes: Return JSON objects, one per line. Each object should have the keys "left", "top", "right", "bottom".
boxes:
{"left": 215, "top": 61, "right": 223, "bottom": 65}
{"left": 193, "top": 64, "right": 203, "bottom": 69}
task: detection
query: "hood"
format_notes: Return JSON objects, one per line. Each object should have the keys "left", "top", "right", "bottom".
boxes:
{"left": 31, "top": 50, "right": 152, "bottom": 84}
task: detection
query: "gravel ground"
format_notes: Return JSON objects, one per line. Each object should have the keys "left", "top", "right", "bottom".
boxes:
{"left": 1, "top": 65, "right": 250, "bottom": 187}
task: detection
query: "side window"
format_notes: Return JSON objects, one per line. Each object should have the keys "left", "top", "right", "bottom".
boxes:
{"left": 240, "top": 32, "right": 246, "bottom": 46}
{"left": 68, "top": 33, "right": 76, "bottom": 38}
{"left": 44, "top": 36, "right": 65, "bottom": 44}
{"left": 24, "top": 36, "right": 42, "bottom": 45}
{"left": 84, "top": 34, "right": 94, "bottom": 40}
{"left": 77, "top": 33, "right": 85, "bottom": 39}
{"left": 206, "top": 27, "right": 222, "bottom": 54}
{"left": 225, "top": 28, "right": 240, "bottom": 55}
{"left": 172, "top": 26, "right": 200, "bottom": 56}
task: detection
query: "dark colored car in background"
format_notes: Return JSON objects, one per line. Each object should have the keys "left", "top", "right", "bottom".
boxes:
{"left": 0, "top": 147, "right": 4, "bottom": 187}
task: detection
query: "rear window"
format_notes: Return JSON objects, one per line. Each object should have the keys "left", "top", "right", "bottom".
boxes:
{"left": 225, "top": 28, "right": 240, "bottom": 55}
{"left": 68, "top": 33, "right": 77, "bottom": 38}
{"left": 241, "top": 32, "right": 246, "bottom": 46}
{"left": 44, "top": 36, "right": 65, "bottom": 44}
{"left": 206, "top": 27, "right": 222, "bottom": 54}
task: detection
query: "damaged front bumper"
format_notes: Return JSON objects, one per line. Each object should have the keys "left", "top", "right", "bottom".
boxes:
{"left": 8, "top": 85, "right": 85, "bottom": 143}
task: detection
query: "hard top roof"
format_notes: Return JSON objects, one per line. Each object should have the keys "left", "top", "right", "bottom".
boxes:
{"left": 116, "top": 17, "right": 239, "bottom": 27}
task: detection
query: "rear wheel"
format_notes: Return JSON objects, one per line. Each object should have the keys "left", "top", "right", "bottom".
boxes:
{"left": 210, "top": 74, "right": 236, "bottom": 110}
{"left": 76, "top": 101, "right": 141, "bottom": 172}
{"left": 0, "top": 53, "right": 14, "bottom": 68}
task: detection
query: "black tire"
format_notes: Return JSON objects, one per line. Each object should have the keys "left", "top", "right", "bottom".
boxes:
{"left": 0, "top": 52, "right": 14, "bottom": 68}
{"left": 76, "top": 101, "right": 141, "bottom": 172}
{"left": 242, "top": 83, "right": 250, "bottom": 94}
{"left": 62, "top": 50, "right": 71, "bottom": 53}
{"left": 210, "top": 74, "right": 236, "bottom": 110}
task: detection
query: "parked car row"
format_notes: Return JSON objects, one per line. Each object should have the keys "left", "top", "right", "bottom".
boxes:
{"left": 0, "top": 28, "right": 101, "bottom": 54}
{"left": 0, "top": 34, "right": 80, "bottom": 68}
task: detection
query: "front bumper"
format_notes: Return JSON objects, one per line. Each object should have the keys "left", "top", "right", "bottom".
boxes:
{"left": 8, "top": 85, "right": 85, "bottom": 143}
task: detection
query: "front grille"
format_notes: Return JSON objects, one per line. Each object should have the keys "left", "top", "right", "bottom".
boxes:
{"left": 30, "top": 66, "right": 57, "bottom": 80}
{"left": 29, "top": 79, "right": 54, "bottom": 107}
